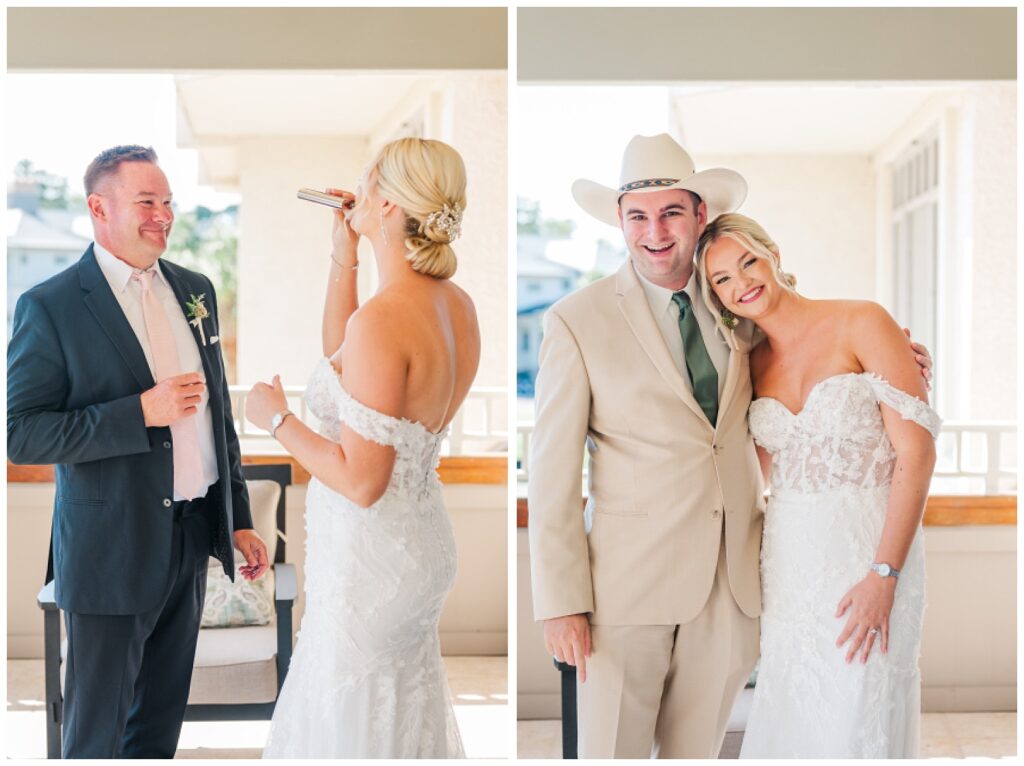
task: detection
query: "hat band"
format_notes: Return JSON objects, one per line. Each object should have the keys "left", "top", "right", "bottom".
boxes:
{"left": 618, "top": 177, "right": 680, "bottom": 193}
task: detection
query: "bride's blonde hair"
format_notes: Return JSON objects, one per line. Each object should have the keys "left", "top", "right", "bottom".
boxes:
{"left": 695, "top": 213, "right": 796, "bottom": 325}
{"left": 368, "top": 138, "right": 467, "bottom": 280}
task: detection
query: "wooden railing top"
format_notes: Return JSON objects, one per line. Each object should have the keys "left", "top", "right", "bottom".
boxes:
{"left": 516, "top": 495, "right": 1017, "bottom": 528}
{"left": 8, "top": 454, "right": 508, "bottom": 487}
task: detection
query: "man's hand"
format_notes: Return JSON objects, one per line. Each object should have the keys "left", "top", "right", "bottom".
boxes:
{"left": 544, "top": 613, "right": 592, "bottom": 683}
{"left": 233, "top": 529, "right": 270, "bottom": 581}
{"left": 903, "top": 328, "right": 933, "bottom": 391}
{"left": 141, "top": 372, "right": 205, "bottom": 427}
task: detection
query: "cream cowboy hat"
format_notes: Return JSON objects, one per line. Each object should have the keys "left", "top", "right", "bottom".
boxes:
{"left": 571, "top": 133, "right": 747, "bottom": 227}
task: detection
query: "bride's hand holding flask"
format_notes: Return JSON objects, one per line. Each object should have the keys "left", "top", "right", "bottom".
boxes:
{"left": 326, "top": 187, "right": 359, "bottom": 267}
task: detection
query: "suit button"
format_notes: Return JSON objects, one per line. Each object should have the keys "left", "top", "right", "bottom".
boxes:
{"left": 163, "top": 498, "right": 172, "bottom": 508}
{"left": 712, "top": 508, "right": 721, "bottom": 518}
{"left": 163, "top": 441, "right": 172, "bottom": 449}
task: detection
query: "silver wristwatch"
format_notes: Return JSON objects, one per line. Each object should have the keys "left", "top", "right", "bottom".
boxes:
{"left": 870, "top": 562, "right": 900, "bottom": 579}
{"left": 270, "top": 410, "right": 293, "bottom": 438}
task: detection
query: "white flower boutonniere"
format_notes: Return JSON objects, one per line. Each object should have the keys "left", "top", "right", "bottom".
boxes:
{"left": 185, "top": 294, "right": 211, "bottom": 346}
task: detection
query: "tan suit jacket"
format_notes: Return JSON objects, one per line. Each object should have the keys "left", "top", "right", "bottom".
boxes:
{"left": 528, "top": 259, "right": 764, "bottom": 626}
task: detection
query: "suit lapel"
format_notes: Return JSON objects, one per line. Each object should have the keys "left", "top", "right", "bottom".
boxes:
{"left": 161, "top": 262, "right": 225, "bottom": 436}
{"left": 615, "top": 261, "right": 712, "bottom": 429}
{"left": 161, "top": 262, "right": 217, "bottom": 382}
{"left": 716, "top": 318, "right": 755, "bottom": 425}
{"left": 79, "top": 246, "right": 155, "bottom": 390}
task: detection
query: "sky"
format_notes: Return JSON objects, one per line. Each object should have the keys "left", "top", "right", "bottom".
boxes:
{"left": 517, "top": 85, "right": 672, "bottom": 270}
{"left": 7, "top": 74, "right": 239, "bottom": 212}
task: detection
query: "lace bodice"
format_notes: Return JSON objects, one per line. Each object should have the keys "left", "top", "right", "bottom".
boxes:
{"left": 304, "top": 357, "right": 447, "bottom": 504}
{"left": 749, "top": 372, "right": 941, "bottom": 495}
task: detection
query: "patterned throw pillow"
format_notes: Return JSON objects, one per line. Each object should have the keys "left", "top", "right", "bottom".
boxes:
{"left": 201, "top": 565, "right": 275, "bottom": 628}
{"left": 200, "top": 477, "right": 282, "bottom": 627}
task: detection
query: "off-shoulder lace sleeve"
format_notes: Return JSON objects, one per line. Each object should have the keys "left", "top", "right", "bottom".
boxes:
{"left": 863, "top": 373, "right": 942, "bottom": 439}
{"left": 334, "top": 387, "right": 409, "bottom": 447}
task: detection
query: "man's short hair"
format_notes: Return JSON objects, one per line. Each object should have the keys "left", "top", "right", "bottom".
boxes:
{"left": 84, "top": 145, "right": 159, "bottom": 195}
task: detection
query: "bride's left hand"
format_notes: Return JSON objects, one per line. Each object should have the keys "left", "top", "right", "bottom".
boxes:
{"left": 246, "top": 375, "right": 288, "bottom": 432}
{"left": 835, "top": 572, "right": 897, "bottom": 663}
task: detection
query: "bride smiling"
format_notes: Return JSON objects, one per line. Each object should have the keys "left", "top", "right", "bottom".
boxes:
{"left": 245, "top": 137, "right": 480, "bottom": 758}
{"left": 696, "top": 213, "right": 940, "bottom": 758}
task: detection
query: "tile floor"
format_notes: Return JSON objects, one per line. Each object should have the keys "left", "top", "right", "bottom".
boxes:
{"left": 517, "top": 713, "right": 1017, "bottom": 759}
{"left": 7, "top": 656, "right": 508, "bottom": 759}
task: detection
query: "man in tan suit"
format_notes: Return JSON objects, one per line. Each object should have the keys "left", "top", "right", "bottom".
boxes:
{"left": 528, "top": 134, "right": 764, "bottom": 758}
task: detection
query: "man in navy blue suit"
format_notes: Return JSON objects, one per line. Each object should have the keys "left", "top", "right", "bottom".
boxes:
{"left": 8, "top": 145, "right": 270, "bottom": 758}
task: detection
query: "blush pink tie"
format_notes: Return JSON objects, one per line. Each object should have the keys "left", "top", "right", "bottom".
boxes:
{"left": 133, "top": 268, "right": 206, "bottom": 500}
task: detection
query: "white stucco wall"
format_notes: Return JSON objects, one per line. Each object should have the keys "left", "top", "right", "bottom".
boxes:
{"left": 965, "top": 84, "right": 1016, "bottom": 421}
{"left": 235, "top": 136, "right": 370, "bottom": 386}
{"left": 695, "top": 153, "right": 877, "bottom": 302}
{"left": 442, "top": 73, "right": 509, "bottom": 394}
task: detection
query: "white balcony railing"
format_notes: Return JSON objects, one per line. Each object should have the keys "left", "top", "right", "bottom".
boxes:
{"left": 516, "top": 421, "right": 1017, "bottom": 496}
{"left": 230, "top": 385, "right": 508, "bottom": 457}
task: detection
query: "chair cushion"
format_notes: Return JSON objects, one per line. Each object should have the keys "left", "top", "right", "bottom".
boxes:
{"left": 188, "top": 625, "right": 279, "bottom": 704}
{"left": 194, "top": 623, "right": 277, "bottom": 667}
{"left": 200, "top": 478, "right": 280, "bottom": 627}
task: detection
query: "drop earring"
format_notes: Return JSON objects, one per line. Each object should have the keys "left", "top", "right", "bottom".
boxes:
{"left": 380, "top": 208, "right": 389, "bottom": 248}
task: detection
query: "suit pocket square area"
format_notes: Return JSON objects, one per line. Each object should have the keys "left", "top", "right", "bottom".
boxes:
{"left": 210, "top": 335, "right": 220, "bottom": 344}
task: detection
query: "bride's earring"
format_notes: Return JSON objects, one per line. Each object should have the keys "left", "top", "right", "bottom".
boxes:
{"left": 380, "top": 208, "right": 389, "bottom": 248}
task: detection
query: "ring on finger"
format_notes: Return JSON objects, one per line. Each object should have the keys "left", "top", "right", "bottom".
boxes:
{"left": 868, "top": 627, "right": 880, "bottom": 636}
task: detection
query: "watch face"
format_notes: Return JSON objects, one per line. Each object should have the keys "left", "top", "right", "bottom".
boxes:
{"left": 877, "top": 564, "right": 891, "bottom": 576}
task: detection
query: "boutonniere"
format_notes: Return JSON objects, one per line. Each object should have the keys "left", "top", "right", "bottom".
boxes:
{"left": 185, "top": 294, "right": 211, "bottom": 346}
{"left": 720, "top": 308, "right": 739, "bottom": 330}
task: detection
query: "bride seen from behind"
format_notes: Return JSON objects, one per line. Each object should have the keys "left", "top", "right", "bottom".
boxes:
{"left": 696, "top": 214, "right": 939, "bottom": 758}
{"left": 245, "top": 137, "right": 480, "bottom": 758}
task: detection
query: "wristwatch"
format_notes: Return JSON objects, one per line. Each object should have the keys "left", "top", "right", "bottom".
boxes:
{"left": 870, "top": 562, "right": 900, "bottom": 579}
{"left": 270, "top": 410, "right": 293, "bottom": 438}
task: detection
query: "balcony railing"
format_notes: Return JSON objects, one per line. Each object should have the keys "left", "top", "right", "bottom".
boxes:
{"left": 230, "top": 385, "right": 508, "bottom": 457}
{"left": 516, "top": 421, "right": 1017, "bottom": 496}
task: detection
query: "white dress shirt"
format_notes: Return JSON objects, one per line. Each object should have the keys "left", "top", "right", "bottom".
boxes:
{"left": 635, "top": 263, "right": 730, "bottom": 398}
{"left": 94, "top": 242, "right": 219, "bottom": 500}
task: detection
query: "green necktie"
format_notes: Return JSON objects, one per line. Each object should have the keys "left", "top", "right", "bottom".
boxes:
{"left": 671, "top": 291, "right": 719, "bottom": 426}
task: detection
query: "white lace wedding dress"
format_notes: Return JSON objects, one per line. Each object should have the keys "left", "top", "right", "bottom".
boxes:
{"left": 739, "top": 372, "right": 941, "bottom": 759}
{"left": 263, "top": 358, "right": 464, "bottom": 758}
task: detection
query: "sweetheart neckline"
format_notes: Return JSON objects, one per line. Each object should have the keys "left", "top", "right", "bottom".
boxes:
{"left": 752, "top": 371, "right": 867, "bottom": 418}
{"left": 319, "top": 357, "right": 448, "bottom": 439}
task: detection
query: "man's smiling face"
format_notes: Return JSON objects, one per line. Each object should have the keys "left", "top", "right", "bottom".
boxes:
{"left": 618, "top": 188, "right": 706, "bottom": 291}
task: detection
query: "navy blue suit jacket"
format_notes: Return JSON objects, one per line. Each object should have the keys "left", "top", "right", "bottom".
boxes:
{"left": 7, "top": 244, "right": 252, "bottom": 615}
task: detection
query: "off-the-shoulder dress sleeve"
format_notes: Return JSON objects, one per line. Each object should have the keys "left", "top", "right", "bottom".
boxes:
{"left": 863, "top": 372, "right": 942, "bottom": 439}
{"left": 331, "top": 379, "right": 410, "bottom": 448}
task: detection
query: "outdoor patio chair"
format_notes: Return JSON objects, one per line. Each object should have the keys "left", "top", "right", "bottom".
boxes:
{"left": 37, "top": 463, "right": 297, "bottom": 758}
{"left": 553, "top": 657, "right": 753, "bottom": 758}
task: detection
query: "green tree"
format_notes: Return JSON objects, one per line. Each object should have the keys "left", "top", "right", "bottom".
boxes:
{"left": 12, "top": 159, "right": 85, "bottom": 211}
{"left": 517, "top": 196, "right": 576, "bottom": 239}
{"left": 164, "top": 206, "right": 240, "bottom": 380}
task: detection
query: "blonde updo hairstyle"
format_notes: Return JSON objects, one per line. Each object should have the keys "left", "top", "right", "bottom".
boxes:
{"left": 367, "top": 137, "right": 467, "bottom": 279}
{"left": 695, "top": 213, "right": 796, "bottom": 324}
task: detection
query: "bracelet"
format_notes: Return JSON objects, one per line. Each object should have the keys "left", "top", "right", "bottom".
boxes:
{"left": 330, "top": 251, "right": 359, "bottom": 270}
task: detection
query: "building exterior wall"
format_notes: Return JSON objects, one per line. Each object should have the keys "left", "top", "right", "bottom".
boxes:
{"left": 696, "top": 152, "right": 877, "bottom": 303}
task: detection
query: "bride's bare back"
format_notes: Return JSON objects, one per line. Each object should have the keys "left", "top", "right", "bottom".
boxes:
{"left": 332, "top": 272, "right": 480, "bottom": 434}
